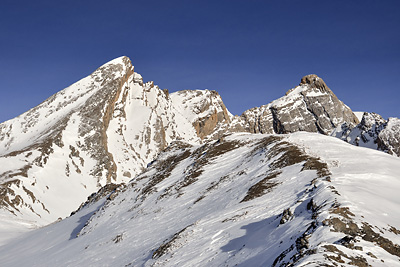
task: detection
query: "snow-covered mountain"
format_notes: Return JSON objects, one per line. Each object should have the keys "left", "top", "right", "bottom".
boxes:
{"left": 0, "top": 56, "right": 399, "bottom": 265}
{"left": 0, "top": 57, "right": 233, "bottom": 243}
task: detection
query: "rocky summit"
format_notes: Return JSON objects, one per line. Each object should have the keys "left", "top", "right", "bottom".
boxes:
{"left": 0, "top": 56, "right": 399, "bottom": 266}
{"left": 237, "top": 74, "right": 359, "bottom": 135}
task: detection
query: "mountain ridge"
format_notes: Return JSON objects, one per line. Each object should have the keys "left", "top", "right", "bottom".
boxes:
{"left": 0, "top": 56, "right": 397, "bottom": 228}
{"left": 0, "top": 56, "right": 399, "bottom": 266}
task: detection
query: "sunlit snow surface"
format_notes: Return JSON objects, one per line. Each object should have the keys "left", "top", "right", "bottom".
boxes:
{"left": 0, "top": 132, "right": 399, "bottom": 266}
{"left": 353, "top": 112, "right": 365, "bottom": 122}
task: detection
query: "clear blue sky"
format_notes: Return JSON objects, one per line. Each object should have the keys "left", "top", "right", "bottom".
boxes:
{"left": 1, "top": 0, "right": 399, "bottom": 123}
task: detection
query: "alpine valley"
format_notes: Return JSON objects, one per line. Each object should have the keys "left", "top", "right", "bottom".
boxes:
{"left": 0, "top": 56, "right": 399, "bottom": 266}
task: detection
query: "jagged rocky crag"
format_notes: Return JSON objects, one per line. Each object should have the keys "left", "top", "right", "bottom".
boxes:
{"left": 334, "top": 112, "right": 400, "bottom": 157}
{"left": 0, "top": 56, "right": 399, "bottom": 265}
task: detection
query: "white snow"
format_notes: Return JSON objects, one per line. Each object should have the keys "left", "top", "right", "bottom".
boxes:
{"left": 354, "top": 111, "right": 365, "bottom": 122}
{"left": 289, "top": 132, "right": 400, "bottom": 227}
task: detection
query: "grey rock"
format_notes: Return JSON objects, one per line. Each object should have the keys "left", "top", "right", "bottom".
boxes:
{"left": 280, "top": 208, "right": 293, "bottom": 224}
{"left": 239, "top": 74, "right": 359, "bottom": 135}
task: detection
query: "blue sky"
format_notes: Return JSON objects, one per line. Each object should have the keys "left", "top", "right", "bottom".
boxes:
{"left": 1, "top": 0, "right": 399, "bottom": 123}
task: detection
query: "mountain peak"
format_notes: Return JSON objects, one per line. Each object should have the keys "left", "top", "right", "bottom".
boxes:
{"left": 300, "top": 74, "right": 329, "bottom": 91}
{"left": 103, "top": 56, "right": 132, "bottom": 67}
{"left": 95, "top": 56, "right": 134, "bottom": 79}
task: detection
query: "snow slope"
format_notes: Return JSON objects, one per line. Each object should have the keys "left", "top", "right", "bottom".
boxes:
{"left": 1, "top": 132, "right": 399, "bottom": 266}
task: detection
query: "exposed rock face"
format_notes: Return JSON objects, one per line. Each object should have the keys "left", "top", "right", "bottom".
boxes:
{"left": 239, "top": 106, "right": 275, "bottom": 134}
{"left": 300, "top": 74, "right": 329, "bottom": 91}
{"left": 170, "top": 90, "right": 231, "bottom": 140}
{"left": 379, "top": 117, "right": 400, "bottom": 156}
{"left": 334, "top": 112, "right": 400, "bottom": 156}
{"left": 238, "top": 74, "right": 359, "bottom": 135}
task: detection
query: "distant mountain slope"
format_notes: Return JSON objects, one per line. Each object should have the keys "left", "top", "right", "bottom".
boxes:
{"left": 0, "top": 132, "right": 399, "bottom": 266}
